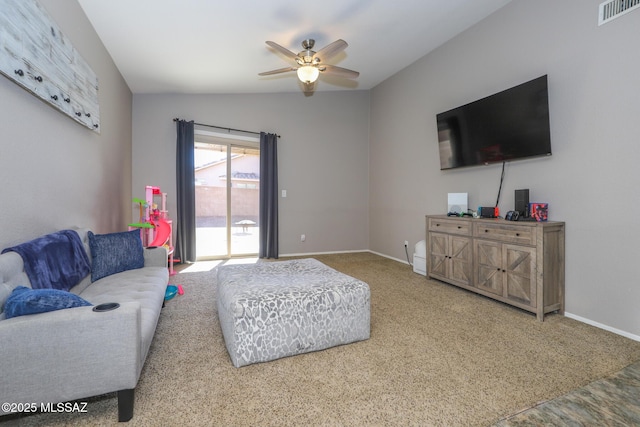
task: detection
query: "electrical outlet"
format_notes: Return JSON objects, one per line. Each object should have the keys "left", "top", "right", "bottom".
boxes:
{"left": 301, "top": 234, "right": 306, "bottom": 242}
{"left": 404, "top": 240, "right": 409, "bottom": 247}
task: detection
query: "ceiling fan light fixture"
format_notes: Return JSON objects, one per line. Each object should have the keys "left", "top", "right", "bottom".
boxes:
{"left": 297, "top": 65, "right": 319, "bottom": 83}
{"left": 260, "top": 39, "right": 358, "bottom": 91}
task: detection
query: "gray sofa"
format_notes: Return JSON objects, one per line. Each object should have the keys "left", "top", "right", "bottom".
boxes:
{"left": 0, "top": 228, "right": 169, "bottom": 422}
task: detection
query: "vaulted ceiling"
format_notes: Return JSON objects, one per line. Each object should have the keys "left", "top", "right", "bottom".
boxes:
{"left": 78, "top": 0, "right": 512, "bottom": 94}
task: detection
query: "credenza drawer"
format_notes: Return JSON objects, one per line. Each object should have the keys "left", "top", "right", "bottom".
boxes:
{"left": 473, "top": 223, "right": 535, "bottom": 245}
{"left": 428, "top": 218, "right": 471, "bottom": 235}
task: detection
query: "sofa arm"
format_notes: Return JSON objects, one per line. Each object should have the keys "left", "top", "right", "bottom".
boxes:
{"left": 144, "top": 246, "right": 168, "bottom": 268}
{"left": 0, "top": 301, "right": 142, "bottom": 412}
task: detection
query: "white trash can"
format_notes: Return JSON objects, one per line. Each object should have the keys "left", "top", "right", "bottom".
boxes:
{"left": 413, "top": 240, "right": 426, "bottom": 276}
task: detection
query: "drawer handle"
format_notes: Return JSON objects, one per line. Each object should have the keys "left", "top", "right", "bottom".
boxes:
{"left": 484, "top": 229, "right": 489, "bottom": 233}
{"left": 516, "top": 233, "right": 520, "bottom": 236}
{"left": 14, "top": 69, "right": 24, "bottom": 77}
{"left": 436, "top": 223, "right": 440, "bottom": 227}
{"left": 457, "top": 226, "right": 462, "bottom": 229}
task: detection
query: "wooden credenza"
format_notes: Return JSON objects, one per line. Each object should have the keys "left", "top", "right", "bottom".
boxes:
{"left": 426, "top": 215, "right": 565, "bottom": 321}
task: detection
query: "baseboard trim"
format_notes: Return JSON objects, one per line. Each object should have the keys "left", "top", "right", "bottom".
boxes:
{"left": 279, "top": 249, "right": 370, "bottom": 258}
{"left": 564, "top": 312, "right": 640, "bottom": 342}
{"left": 367, "top": 250, "right": 410, "bottom": 266}
{"left": 280, "top": 249, "right": 412, "bottom": 267}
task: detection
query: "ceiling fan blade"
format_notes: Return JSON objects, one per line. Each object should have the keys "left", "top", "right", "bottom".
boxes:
{"left": 258, "top": 67, "right": 297, "bottom": 76}
{"left": 319, "top": 64, "right": 360, "bottom": 79}
{"left": 313, "top": 39, "right": 348, "bottom": 62}
{"left": 265, "top": 41, "right": 299, "bottom": 60}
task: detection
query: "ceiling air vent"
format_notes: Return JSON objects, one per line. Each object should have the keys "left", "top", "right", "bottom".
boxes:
{"left": 599, "top": 0, "right": 640, "bottom": 25}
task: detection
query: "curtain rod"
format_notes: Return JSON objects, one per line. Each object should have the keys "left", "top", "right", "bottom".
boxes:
{"left": 173, "top": 118, "right": 280, "bottom": 138}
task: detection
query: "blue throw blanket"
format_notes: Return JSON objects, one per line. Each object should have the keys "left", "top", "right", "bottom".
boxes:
{"left": 2, "top": 230, "right": 91, "bottom": 291}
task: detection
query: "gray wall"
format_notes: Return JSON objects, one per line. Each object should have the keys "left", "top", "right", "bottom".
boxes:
{"left": 0, "top": 0, "right": 132, "bottom": 249}
{"left": 369, "top": 0, "right": 640, "bottom": 336}
{"left": 132, "top": 91, "right": 370, "bottom": 255}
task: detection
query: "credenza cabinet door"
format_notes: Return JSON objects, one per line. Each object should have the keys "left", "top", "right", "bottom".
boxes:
{"left": 428, "top": 232, "right": 448, "bottom": 281}
{"left": 504, "top": 244, "right": 537, "bottom": 307}
{"left": 428, "top": 232, "right": 472, "bottom": 287}
{"left": 449, "top": 235, "right": 472, "bottom": 287}
{"left": 475, "top": 240, "right": 537, "bottom": 307}
{"left": 475, "top": 239, "right": 503, "bottom": 296}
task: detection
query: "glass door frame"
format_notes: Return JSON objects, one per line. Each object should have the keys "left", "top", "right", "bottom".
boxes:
{"left": 194, "top": 129, "right": 259, "bottom": 260}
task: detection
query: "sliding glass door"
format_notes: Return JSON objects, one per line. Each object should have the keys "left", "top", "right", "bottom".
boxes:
{"left": 194, "top": 132, "right": 259, "bottom": 259}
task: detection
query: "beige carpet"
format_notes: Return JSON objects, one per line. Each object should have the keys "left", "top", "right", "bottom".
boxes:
{"left": 8, "top": 252, "right": 640, "bottom": 426}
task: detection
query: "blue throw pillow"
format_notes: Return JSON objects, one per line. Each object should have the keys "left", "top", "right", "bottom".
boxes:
{"left": 3, "top": 286, "right": 92, "bottom": 319}
{"left": 88, "top": 230, "right": 145, "bottom": 282}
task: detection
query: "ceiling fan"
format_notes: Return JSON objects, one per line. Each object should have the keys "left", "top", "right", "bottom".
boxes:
{"left": 258, "top": 39, "right": 359, "bottom": 90}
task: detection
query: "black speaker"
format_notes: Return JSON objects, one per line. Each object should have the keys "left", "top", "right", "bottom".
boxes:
{"left": 515, "top": 189, "right": 529, "bottom": 218}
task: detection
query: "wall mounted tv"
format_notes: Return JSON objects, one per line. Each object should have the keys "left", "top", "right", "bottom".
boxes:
{"left": 436, "top": 75, "right": 551, "bottom": 170}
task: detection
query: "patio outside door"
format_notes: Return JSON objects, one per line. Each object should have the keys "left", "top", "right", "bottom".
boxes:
{"left": 194, "top": 132, "right": 259, "bottom": 259}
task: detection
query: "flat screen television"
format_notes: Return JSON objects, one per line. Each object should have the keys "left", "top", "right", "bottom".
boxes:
{"left": 436, "top": 75, "right": 551, "bottom": 170}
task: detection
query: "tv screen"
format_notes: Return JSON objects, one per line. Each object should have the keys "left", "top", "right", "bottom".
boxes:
{"left": 437, "top": 75, "right": 551, "bottom": 170}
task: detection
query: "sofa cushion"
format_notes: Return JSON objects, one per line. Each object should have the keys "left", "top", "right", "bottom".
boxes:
{"left": 79, "top": 266, "right": 169, "bottom": 364}
{"left": 88, "top": 230, "right": 145, "bottom": 282}
{"left": 3, "top": 286, "right": 92, "bottom": 319}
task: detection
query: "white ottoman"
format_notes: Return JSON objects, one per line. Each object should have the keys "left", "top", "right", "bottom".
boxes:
{"left": 216, "top": 258, "right": 370, "bottom": 367}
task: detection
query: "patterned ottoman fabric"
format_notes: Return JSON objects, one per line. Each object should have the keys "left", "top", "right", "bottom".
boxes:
{"left": 216, "top": 258, "right": 371, "bottom": 367}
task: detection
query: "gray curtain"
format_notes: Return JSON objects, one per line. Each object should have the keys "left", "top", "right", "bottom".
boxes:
{"left": 175, "top": 120, "right": 196, "bottom": 263}
{"left": 259, "top": 132, "right": 278, "bottom": 258}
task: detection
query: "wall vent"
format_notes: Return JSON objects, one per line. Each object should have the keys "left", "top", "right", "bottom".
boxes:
{"left": 599, "top": 0, "right": 640, "bottom": 25}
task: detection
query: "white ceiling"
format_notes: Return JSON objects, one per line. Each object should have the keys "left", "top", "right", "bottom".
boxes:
{"left": 77, "top": 0, "right": 512, "bottom": 95}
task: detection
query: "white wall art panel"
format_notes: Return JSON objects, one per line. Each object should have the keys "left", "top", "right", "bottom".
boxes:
{"left": 0, "top": 0, "right": 100, "bottom": 132}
